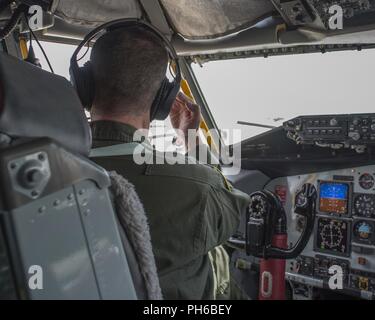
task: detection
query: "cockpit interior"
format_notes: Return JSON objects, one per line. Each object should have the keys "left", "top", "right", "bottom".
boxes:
{"left": 1, "top": 0, "right": 375, "bottom": 301}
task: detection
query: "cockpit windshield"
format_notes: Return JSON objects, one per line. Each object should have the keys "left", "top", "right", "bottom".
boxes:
{"left": 192, "top": 50, "right": 375, "bottom": 143}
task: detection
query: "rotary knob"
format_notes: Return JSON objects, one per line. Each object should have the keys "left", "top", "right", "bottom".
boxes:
{"left": 349, "top": 132, "right": 361, "bottom": 141}
{"left": 330, "top": 118, "right": 338, "bottom": 126}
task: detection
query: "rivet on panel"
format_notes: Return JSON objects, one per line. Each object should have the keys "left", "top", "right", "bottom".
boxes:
{"left": 38, "top": 206, "right": 46, "bottom": 214}
{"left": 53, "top": 200, "right": 61, "bottom": 207}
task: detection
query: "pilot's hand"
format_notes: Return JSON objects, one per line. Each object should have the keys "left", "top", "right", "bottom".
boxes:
{"left": 170, "top": 92, "right": 201, "bottom": 148}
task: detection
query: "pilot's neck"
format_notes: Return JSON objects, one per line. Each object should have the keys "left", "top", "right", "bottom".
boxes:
{"left": 91, "top": 112, "right": 151, "bottom": 131}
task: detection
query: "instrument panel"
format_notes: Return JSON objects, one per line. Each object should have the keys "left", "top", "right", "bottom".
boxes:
{"left": 284, "top": 113, "right": 375, "bottom": 151}
{"left": 266, "top": 165, "right": 375, "bottom": 300}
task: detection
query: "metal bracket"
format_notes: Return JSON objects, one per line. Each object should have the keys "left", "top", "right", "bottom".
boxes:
{"left": 8, "top": 152, "right": 51, "bottom": 199}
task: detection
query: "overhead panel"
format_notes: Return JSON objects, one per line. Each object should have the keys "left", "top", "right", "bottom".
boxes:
{"left": 52, "top": 0, "right": 142, "bottom": 27}
{"left": 159, "top": 0, "right": 276, "bottom": 39}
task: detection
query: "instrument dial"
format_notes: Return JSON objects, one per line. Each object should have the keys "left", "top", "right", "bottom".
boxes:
{"left": 316, "top": 218, "right": 349, "bottom": 255}
{"left": 353, "top": 221, "right": 373, "bottom": 243}
{"left": 320, "top": 224, "right": 344, "bottom": 249}
{"left": 354, "top": 194, "right": 375, "bottom": 218}
{"left": 359, "top": 173, "right": 375, "bottom": 190}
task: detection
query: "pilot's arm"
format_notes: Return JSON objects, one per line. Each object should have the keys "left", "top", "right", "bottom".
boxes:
{"left": 203, "top": 171, "right": 249, "bottom": 251}
{"left": 170, "top": 92, "right": 249, "bottom": 248}
{"left": 170, "top": 93, "right": 249, "bottom": 300}
{"left": 200, "top": 168, "right": 249, "bottom": 300}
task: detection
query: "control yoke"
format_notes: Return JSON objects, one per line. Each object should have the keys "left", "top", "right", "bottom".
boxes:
{"left": 229, "top": 184, "right": 317, "bottom": 260}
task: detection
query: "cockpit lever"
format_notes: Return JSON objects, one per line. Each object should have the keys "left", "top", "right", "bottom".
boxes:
{"left": 245, "top": 184, "right": 317, "bottom": 260}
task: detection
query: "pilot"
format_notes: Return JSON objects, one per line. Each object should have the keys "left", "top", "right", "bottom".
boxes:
{"left": 87, "top": 25, "right": 249, "bottom": 300}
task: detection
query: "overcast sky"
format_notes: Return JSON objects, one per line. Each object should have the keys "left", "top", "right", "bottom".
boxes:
{"left": 35, "top": 43, "right": 375, "bottom": 141}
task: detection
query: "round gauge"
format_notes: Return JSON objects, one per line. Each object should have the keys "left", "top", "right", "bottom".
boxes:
{"left": 320, "top": 223, "right": 344, "bottom": 249}
{"left": 354, "top": 194, "right": 375, "bottom": 218}
{"left": 359, "top": 173, "right": 375, "bottom": 190}
{"left": 316, "top": 218, "right": 349, "bottom": 254}
{"left": 353, "top": 221, "right": 373, "bottom": 242}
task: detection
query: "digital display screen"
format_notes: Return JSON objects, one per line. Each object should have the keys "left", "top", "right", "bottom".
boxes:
{"left": 319, "top": 182, "right": 349, "bottom": 214}
{"left": 315, "top": 218, "right": 349, "bottom": 256}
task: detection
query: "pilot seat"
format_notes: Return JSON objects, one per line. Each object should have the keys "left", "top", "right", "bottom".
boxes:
{"left": 0, "top": 52, "right": 161, "bottom": 300}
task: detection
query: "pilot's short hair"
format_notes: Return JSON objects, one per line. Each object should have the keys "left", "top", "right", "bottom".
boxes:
{"left": 91, "top": 26, "right": 168, "bottom": 117}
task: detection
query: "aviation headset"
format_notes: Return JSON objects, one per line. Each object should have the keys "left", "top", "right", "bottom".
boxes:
{"left": 70, "top": 18, "right": 181, "bottom": 121}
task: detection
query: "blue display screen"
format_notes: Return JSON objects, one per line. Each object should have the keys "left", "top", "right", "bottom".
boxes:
{"left": 320, "top": 183, "right": 349, "bottom": 200}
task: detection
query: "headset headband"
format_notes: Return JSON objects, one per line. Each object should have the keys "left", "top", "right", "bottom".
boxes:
{"left": 70, "top": 18, "right": 181, "bottom": 84}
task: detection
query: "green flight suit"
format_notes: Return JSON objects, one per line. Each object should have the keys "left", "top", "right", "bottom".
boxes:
{"left": 90, "top": 120, "right": 249, "bottom": 300}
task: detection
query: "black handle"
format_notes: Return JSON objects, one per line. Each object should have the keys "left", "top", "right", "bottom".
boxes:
{"left": 228, "top": 184, "right": 317, "bottom": 260}
{"left": 266, "top": 184, "right": 317, "bottom": 259}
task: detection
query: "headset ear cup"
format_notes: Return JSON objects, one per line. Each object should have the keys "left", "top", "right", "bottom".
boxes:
{"left": 70, "top": 61, "right": 95, "bottom": 111}
{"left": 150, "top": 78, "right": 180, "bottom": 121}
{"left": 81, "top": 62, "right": 95, "bottom": 111}
{"left": 150, "top": 78, "right": 168, "bottom": 121}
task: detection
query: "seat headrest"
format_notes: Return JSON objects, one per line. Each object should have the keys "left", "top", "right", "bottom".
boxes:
{"left": 0, "top": 52, "right": 91, "bottom": 156}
